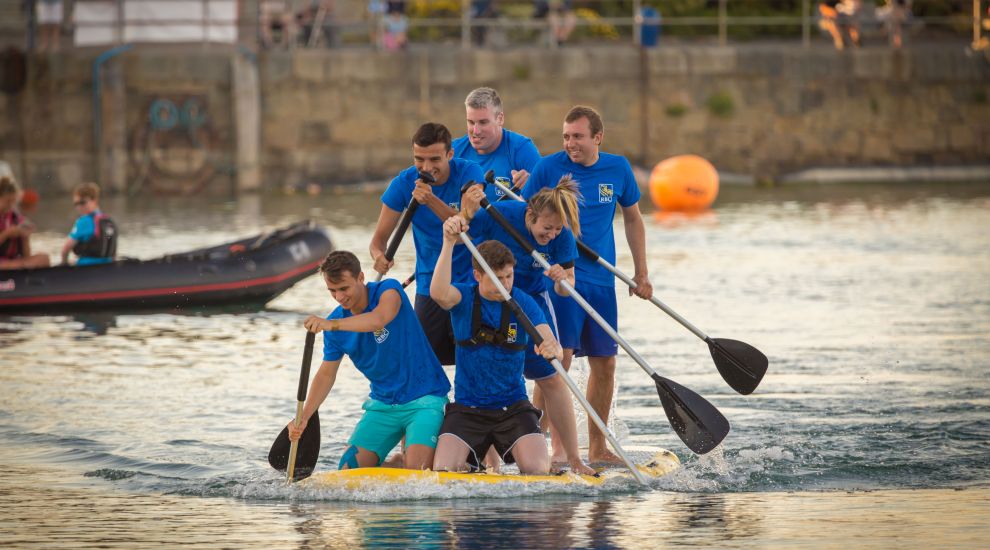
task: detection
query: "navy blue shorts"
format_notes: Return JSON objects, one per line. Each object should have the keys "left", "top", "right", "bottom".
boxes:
{"left": 550, "top": 280, "right": 618, "bottom": 358}
{"left": 414, "top": 293, "right": 456, "bottom": 366}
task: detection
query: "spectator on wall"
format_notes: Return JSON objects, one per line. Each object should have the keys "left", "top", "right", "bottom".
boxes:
{"left": 36, "top": 0, "right": 64, "bottom": 53}
{"left": 260, "top": 0, "right": 297, "bottom": 48}
{"left": 534, "top": 1, "right": 576, "bottom": 47}
{"left": 877, "top": 0, "right": 911, "bottom": 49}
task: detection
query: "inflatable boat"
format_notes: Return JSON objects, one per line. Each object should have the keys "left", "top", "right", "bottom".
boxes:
{"left": 0, "top": 221, "right": 333, "bottom": 313}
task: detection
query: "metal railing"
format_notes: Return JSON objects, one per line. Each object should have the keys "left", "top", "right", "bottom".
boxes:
{"left": 11, "top": 0, "right": 986, "bottom": 51}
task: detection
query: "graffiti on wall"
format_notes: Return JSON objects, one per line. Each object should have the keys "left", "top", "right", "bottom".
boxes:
{"left": 129, "top": 95, "right": 224, "bottom": 195}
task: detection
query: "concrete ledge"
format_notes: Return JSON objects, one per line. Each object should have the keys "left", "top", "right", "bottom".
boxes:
{"left": 779, "top": 165, "right": 990, "bottom": 184}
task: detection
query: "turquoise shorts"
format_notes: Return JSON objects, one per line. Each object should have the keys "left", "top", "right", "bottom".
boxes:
{"left": 348, "top": 394, "right": 448, "bottom": 465}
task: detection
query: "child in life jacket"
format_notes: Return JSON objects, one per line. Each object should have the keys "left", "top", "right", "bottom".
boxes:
{"left": 60, "top": 182, "right": 117, "bottom": 266}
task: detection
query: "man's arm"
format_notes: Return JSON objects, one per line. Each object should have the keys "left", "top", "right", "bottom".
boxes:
{"left": 533, "top": 323, "right": 562, "bottom": 361}
{"left": 60, "top": 238, "right": 77, "bottom": 264}
{"left": 544, "top": 264, "right": 575, "bottom": 297}
{"left": 412, "top": 181, "right": 459, "bottom": 221}
{"left": 303, "top": 289, "right": 402, "bottom": 334}
{"left": 287, "top": 358, "right": 342, "bottom": 441}
{"left": 430, "top": 216, "right": 467, "bottom": 310}
{"left": 621, "top": 203, "right": 653, "bottom": 300}
{"left": 369, "top": 204, "right": 402, "bottom": 275}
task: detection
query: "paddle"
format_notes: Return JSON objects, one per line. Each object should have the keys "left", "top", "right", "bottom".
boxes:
{"left": 376, "top": 171, "right": 436, "bottom": 283}
{"left": 456, "top": 231, "right": 649, "bottom": 485}
{"left": 268, "top": 331, "right": 321, "bottom": 481}
{"left": 482, "top": 173, "right": 768, "bottom": 396}
{"left": 473, "top": 195, "right": 729, "bottom": 454}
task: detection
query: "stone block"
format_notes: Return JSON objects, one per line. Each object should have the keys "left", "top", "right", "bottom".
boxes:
{"left": 948, "top": 125, "right": 976, "bottom": 151}
{"left": 649, "top": 49, "right": 687, "bottom": 76}
{"left": 686, "top": 47, "right": 736, "bottom": 75}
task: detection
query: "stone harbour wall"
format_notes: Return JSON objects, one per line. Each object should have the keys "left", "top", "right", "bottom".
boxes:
{"left": 1, "top": 44, "right": 988, "bottom": 194}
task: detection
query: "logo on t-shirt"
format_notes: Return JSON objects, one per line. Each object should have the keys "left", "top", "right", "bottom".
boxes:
{"left": 374, "top": 328, "right": 390, "bottom": 344}
{"left": 532, "top": 252, "right": 549, "bottom": 269}
{"left": 494, "top": 176, "right": 511, "bottom": 196}
{"left": 599, "top": 183, "right": 614, "bottom": 203}
{"left": 507, "top": 323, "right": 518, "bottom": 343}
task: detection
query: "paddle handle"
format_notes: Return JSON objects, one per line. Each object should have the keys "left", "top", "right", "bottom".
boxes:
{"left": 288, "top": 331, "right": 316, "bottom": 482}
{"left": 458, "top": 233, "right": 649, "bottom": 486}
{"left": 375, "top": 171, "right": 434, "bottom": 282}
{"left": 486, "top": 176, "right": 524, "bottom": 202}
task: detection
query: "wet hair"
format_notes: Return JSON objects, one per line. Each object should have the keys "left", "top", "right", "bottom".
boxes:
{"left": 464, "top": 87, "right": 503, "bottom": 117}
{"left": 319, "top": 251, "right": 362, "bottom": 282}
{"left": 412, "top": 122, "right": 452, "bottom": 152}
{"left": 564, "top": 105, "right": 604, "bottom": 138}
{"left": 73, "top": 182, "right": 101, "bottom": 201}
{"left": 526, "top": 175, "right": 583, "bottom": 237}
{"left": 473, "top": 240, "right": 516, "bottom": 273}
{"left": 0, "top": 175, "right": 19, "bottom": 197}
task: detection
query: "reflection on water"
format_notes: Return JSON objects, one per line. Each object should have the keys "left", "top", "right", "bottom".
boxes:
{"left": 1, "top": 182, "right": 989, "bottom": 547}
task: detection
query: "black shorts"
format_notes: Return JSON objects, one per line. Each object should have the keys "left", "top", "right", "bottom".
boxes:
{"left": 438, "top": 400, "right": 543, "bottom": 468}
{"left": 414, "top": 293, "right": 456, "bottom": 366}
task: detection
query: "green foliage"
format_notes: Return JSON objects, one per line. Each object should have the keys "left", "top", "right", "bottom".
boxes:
{"left": 665, "top": 103, "right": 688, "bottom": 117}
{"left": 973, "top": 88, "right": 988, "bottom": 105}
{"left": 512, "top": 64, "right": 530, "bottom": 81}
{"left": 706, "top": 91, "right": 734, "bottom": 118}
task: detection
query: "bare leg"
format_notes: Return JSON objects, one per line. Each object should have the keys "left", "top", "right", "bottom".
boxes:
{"left": 341, "top": 447, "right": 380, "bottom": 469}
{"left": 403, "top": 444, "right": 436, "bottom": 470}
{"left": 586, "top": 355, "right": 622, "bottom": 464}
{"left": 432, "top": 434, "right": 471, "bottom": 472}
{"left": 535, "top": 348, "right": 573, "bottom": 461}
{"left": 536, "top": 374, "right": 594, "bottom": 475}
{"left": 509, "top": 434, "right": 550, "bottom": 475}
{"left": 483, "top": 446, "right": 502, "bottom": 473}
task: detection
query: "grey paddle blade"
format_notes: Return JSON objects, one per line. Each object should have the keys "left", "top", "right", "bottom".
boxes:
{"left": 653, "top": 374, "right": 730, "bottom": 455}
{"left": 708, "top": 338, "right": 768, "bottom": 395}
{"left": 268, "top": 410, "right": 320, "bottom": 481}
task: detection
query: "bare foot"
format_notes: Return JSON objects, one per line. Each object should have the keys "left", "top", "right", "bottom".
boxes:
{"left": 549, "top": 453, "right": 568, "bottom": 468}
{"left": 587, "top": 449, "right": 625, "bottom": 467}
{"left": 569, "top": 460, "right": 596, "bottom": 476}
{"left": 381, "top": 452, "right": 405, "bottom": 468}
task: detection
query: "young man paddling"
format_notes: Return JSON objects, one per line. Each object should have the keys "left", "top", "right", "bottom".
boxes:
{"left": 370, "top": 122, "right": 486, "bottom": 365}
{"left": 452, "top": 87, "right": 542, "bottom": 202}
{"left": 460, "top": 177, "right": 594, "bottom": 474}
{"left": 430, "top": 219, "right": 561, "bottom": 474}
{"left": 287, "top": 251, "right": 451, "bottom": 469}
{"left": 521, "top": 106, "right": 654, "bottom": 464}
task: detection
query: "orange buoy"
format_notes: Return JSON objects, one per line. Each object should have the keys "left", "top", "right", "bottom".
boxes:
{"left": 648, "top": 155, "right": 719, "bottom": 211}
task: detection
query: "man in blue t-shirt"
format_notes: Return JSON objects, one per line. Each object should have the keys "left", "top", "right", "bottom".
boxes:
{"left": 451, "top": 87, "right": 542, "bottom": 202}
{"left": 371, "top": 122, "right": 486, "bottom": 365}
{"left": 521, "top": 105, "right": 654, "bottom": 465}
{"left": 287, "top": 251, "right": 452, "bottom": 470}
{"left": 429, "top": 218, "right": 561, "bottom": 474}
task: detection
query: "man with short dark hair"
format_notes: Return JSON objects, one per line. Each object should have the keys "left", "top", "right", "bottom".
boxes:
{"left": 370, "top": 122, "right": 486, "bottom": 365}
{"left": 522, "top": 105, "right": 653, "bottom": 464}
{"left": 287, "top": 250, "right": 451, "bottom": 470}
{"left": 429, "top": 218, "right": 561, "bottom": 474}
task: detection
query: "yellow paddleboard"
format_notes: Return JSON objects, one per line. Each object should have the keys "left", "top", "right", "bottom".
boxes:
{"left": 303, "top": 450, "right": 679, "bottom": 489}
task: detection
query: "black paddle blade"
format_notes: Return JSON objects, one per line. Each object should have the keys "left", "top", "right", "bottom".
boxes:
{"left": 653, "top": 374, "right": 729, "bottom": 455}
{"left": 708, "top": 338, "right": 768, "bottom": 395}
{"left": 268, "top": 410, "right": 321, "bottom": 481}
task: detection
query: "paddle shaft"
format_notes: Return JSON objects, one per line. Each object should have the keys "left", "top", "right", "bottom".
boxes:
{"left": 478, "top": 199, "right": 664, "bottom": 381}
{"left": 487, "top": 177, "right": 708, "bottom": 342}
{"left": 287, "top": 331, "right": 316, "bottom": 483}
{"left": 457, "top": 233, "right": 649, "bottom": 486}
{"left": 375, "top": 171, "right": 436, "bottom": 283}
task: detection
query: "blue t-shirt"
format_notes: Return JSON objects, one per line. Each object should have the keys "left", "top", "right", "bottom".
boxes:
{"left": 381, "top": 159, "right": 486, "bottom": 295}
{"left": 468, "top": 201, "right": 577, "bottom": 297}
{"left": 452, "top": 129, "right": 542, "bottom": 203}
{"left": 322, "top": 279, "right": 451, "bottom": 404}
{"left": 522, "top": 151, "right": 640, "bottom": 286}
{"left": 449, "top": 282, "right": 546, "bottom": 409}
{"left": 69, "top": 211, "right": 112, "bottom": 266}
